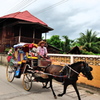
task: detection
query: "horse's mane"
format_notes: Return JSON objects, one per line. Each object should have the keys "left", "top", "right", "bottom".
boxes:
{"left": 70, "top": 61, "right": 86, "bottom": 68}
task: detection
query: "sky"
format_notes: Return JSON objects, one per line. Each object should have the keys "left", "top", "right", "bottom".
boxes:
{"left": 0, "top": 0, "right": 100, "bottom": 40}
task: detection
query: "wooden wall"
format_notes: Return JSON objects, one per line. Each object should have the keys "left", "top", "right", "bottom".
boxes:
{"left": 0, "top": 25, "right": 43, "bottom": 52}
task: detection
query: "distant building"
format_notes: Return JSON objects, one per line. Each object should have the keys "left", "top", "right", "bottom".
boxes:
{"left": 47, "top": 44, "right": 63, "bottom": 54}
{"left": 0, "top": 11, "right": 53, "bottom": 52}
{"left": 67, "top": 46, "right": 81, "bottom": 54}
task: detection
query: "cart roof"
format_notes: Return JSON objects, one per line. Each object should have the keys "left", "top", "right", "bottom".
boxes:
{"left": 13, "top": 43, "right": 38, "bottom": 48}
{"left": 13, "top": 43, "right": 30, "bottom": 48}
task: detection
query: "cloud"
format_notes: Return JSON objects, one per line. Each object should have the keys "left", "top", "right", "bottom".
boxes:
{"left": 29, "top": 0, "right": 100, "bottom": 40}
{"left": 0, "top": 0, "right": 100, "bottom": 40}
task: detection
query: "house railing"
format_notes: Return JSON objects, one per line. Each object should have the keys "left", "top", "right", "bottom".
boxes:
{"left": 14, "top": 36, "right": 41, "bottom": 44}
{"left": 3, "top": 36, "right": 41, "bottom": 45}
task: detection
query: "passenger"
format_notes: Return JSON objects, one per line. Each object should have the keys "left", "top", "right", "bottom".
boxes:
{"left": 37, "top": 41, "right": 48, "bottom": 59}
{"left": 7, "top": 47, "right": 14, "bottom": 62}
{"left": 29, "top": 47, "right": 37, "bottom": 57}
{"left": 8, "top": 47, "right": 14, "bottom": 56}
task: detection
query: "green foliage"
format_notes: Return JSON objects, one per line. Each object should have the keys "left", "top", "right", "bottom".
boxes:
{"left": 81, "top": 50, "right": 95, "bottom": 55}
{"left": 46, "top": 35, "right": 72, "bottom": 53}
{"left": 62, "top": 35, "right": 71, "bottom": 53}
{"left": 46, "top": 29, "right": 100, "bottom": 55}
{"left": 76, "top": 29, "right": 100, "bottom": 54}
{"left": 4, "top": 48, "right": 10, "bottom": 54}
{"left": 71, "top": 40, "right": 81, "bottom": 47}
{"left": 47, "top": 35, "right": 61, "bottom": 49}
{"left": 5, "top": 48, "right": 10, "bottom": 52}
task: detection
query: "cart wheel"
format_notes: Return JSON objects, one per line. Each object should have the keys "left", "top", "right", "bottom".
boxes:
{"left": 6, "top": 63, "right": 15, "bottom": 82}
{"left": 23, "top": 64, "right": 31, "bottom": 74}
{"left": 22, "top": 73, "right": 32, "bottom": 91}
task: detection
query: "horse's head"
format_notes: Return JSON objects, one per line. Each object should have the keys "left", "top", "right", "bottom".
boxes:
{"left": 81, "top": 62, "right": 93, "bottom": 80}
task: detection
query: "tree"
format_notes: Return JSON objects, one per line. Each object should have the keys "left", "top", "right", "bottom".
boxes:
{"left": 46, "top": 35, "right": 62, "bottom": 49}
{"left": 47, "top": 35, "right": 73, "bottom": 53}
{"left": 77, "top": 29, "right": 100, "bottom": 53}
{"left": 62, "top": 35, "right": 71, "bottom": 53}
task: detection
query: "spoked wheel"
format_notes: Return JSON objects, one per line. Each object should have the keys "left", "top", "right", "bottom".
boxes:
{"left": 22, "top": 73, "right": 32, "bottom": 91}
{"left": 6, "top": 63, "right": 15, "bottom": 82}
{"left": 23, "top": 64, "right": 31, "bottom": 74}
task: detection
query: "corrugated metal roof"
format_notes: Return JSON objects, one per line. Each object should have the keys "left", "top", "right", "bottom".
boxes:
{"left": 0, "top": 10, "right": 47, "bottom": 26}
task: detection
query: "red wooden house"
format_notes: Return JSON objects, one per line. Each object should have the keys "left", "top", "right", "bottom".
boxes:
{"left": 0, "top": 11, "right": 53, "bottom": 52}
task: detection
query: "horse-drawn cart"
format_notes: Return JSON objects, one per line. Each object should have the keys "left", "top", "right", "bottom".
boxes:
{"left": 6, "top": 42, "right": 51, "bottom": 91}
{"left": 6, "top": 43, "right": 93, "bottom": 99}
{"left": 22, "top": 57, "right": 51, "bottom": 91}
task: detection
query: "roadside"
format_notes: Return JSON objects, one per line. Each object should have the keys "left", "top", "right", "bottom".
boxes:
{"left": 0, "top": 65, "right": 100, "bottom": 100}
{"left": 1, "top": 64, "right": 100, "bottom": 95}
{"left": 53, "top": 79, "right": 100, "bottom": 94}
{"left": 77, "top": 83, "right": 100, "bottom": 95}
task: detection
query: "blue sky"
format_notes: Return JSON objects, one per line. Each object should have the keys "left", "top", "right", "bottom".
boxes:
{"left": 0, "top": 0, "right": 100, "bottom": 40}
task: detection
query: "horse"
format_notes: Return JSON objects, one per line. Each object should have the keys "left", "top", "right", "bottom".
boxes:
{"left": 43, "top": 61, "right": 93, "bottom": 100}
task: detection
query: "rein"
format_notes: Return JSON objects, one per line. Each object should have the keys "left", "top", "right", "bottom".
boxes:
{"left": 40, "top": 62, "right": 85, "bottom": 78}
{"left": 42, "top": 72, "right": 67, "bottom": 78}
{"left": 30, "top": 62, "right": 85, "bottom": 78}
{"left": 60, "top": 62, "right": 85, "bottom": 77}
{"left": 31, "top": 70, "right": 68, "bottom": 78}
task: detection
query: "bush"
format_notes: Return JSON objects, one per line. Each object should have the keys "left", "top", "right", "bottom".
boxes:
{"left": 4, "top": 48, "right": 10, "bottom": 54}
{"left": 81, "top": 50, "right": 95, "bottom": 55}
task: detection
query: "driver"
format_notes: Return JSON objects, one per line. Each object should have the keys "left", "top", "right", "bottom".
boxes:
{"left": 37, "top": 41, "right": 47, "bottom": 59}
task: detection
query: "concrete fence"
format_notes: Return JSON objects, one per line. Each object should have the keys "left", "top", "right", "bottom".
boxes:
{"left": 0, "top": 54, "right": 8, "bottom": 65}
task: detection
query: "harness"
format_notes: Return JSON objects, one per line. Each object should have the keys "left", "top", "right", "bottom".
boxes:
{"left": 60, "top": 63, "right": 85, "bottom": 78}
{"left": 31, "top": 62, "right": 85, "bottom": 79}
{"left": 51, "top": 62, "right": 85, "bottom": 78}
{"left": 59, "top": 65, "right": 71, "bottom": 78}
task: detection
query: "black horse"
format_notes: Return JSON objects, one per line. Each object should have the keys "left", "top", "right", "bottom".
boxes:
{"left": 43, "top": 61, "right": 93, "bottom": 100}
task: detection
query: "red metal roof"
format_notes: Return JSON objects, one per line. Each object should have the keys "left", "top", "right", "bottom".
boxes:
{"left": 0, "top": 11, "right": 47, "bottom": 26}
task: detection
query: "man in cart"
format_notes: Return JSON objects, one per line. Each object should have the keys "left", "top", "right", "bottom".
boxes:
{"left": 37, "top": 40, "right": 51, "bottom": 67}
{"left": 37, "top": 40, "right": 48, "bottom": 59}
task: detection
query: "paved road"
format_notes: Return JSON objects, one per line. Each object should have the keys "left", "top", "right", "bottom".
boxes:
{"left": 0, "top": 65, "right": 100, "bottom": 100}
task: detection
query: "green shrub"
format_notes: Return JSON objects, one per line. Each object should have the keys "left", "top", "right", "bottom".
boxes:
{"left": 81, "top": 50, "right": 95, "bottom": 55}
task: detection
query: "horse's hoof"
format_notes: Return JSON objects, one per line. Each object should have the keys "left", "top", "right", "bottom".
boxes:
{"left": 58, "top": 94, "right": 63, "bottom": 97}
{"left": 42, "top": 86, "right": 46, "bottom": 88}
{"left": 54, "top": 96, "right": 57, "bottom": 99}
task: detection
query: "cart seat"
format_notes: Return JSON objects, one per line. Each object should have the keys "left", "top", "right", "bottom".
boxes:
{"left": 12, "top": 61, "right": 22, "bottom": 65}
{"left": 38, "top": 58, "right": 51, "bottom": 68}
{"left": 9, "top": 59, "right": 22, "bottom": 66}
{"left": 27, "top": 56, "right": 38, "bottom": 59}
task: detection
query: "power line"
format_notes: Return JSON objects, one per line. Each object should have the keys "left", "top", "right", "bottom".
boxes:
{"left": 0, "top": 0, "right": 37, "bottom": 24}
{"left": 34, "top": 0, "right": 69, "bottom": 15}
{"left": 2, "top": 0, "right": 37, "bottom": 16}
{"left": 12, "top": 0, "right": 37, "bottom": 18}
{"left": 3, "top": 0, "right": 28, "bottom": 15}
{"left": 11, "top": 0, "right": 37, "bottom": 13}
{"left": 0, "top": 0, "right": 69, "bottom": 26}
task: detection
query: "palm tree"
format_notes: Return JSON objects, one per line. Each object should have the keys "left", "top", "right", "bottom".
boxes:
{"left": 62, "top": 35, "right": 71, "bottom": 53}
{"left": 77, "top": 29, "right": 100, "bottom": 53}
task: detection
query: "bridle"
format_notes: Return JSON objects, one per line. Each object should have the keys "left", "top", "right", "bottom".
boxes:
{"left": 60, "top": 62, "right": 86, "bottom": 78}
{"left": 66, "top": 64, "right": 80, "bottom": 75}
{"left": 81, "top": 62, "right": 92, "bottom": 76}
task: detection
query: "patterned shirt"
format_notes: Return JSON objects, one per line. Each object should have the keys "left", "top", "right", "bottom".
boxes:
{"left": 37, "top": 46, "right": 47, "bottom": 56}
